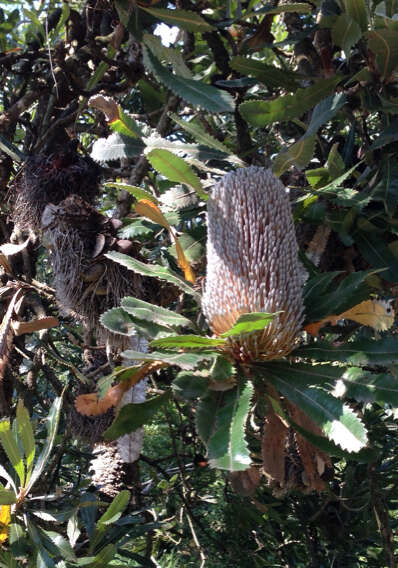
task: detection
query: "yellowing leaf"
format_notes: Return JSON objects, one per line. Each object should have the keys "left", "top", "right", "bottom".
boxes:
{"left": 74, "top": 362, "right": 165, "bottom": 416}
{"left": 0, "top": 505, "right": 11, "bottom": 546}
{"left": 135, "top": 199, "right": 195, "bottom": 283}
{"left": 305, "top": 299, "right": 395, "bottom": 336}
{"left": 135, "top": 199, "right": 171, "bottom": 230}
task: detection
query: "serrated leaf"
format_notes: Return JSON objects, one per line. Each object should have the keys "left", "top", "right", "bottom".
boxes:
{"left": 104, "top": 182, "right": 158, "bottom": 203}
{"left": 196, "top": 391, "right": 222, "bottom": 445}
{"left": 273, "top": 135, "right": 316, "bottom": 176}
{"left": 150, "top": 335, "right": 225, "bottom": 350}
{"left": 271, "top": 397, "right": 375, "bottom": 462}
{"left": 118, "top": 220, "right": 156, "bottom": 239}
{"left": 105, "top": 251, "right": 200, "bottom": 298}
{"left": 274, "top": 93, "right": 346, "bottom": 176}
{"left": 141, "top": 6, "right": 215, "bottom": 32}
{"left": 220, "top": 312, "right": 276, "bottom": 338}
{"left": 295, "top": 336, "right": 398, "bottom": 365}
{"left": 143, "top": 34, "right": 192, "bottom": 79}
{"left": 304, "top": 270, "right": 373, "bottom": 322}
{"left": 146, "top": 149, "right": 203, "bottom": 193}
{"left": 121, "top": 296, "right": 193, "bottom": 329}
{"left": 372, "top": 158, "right": 398, "bottom": 214}
{"left": 339, "top": 367, "right": 398, "bottom": 406}
{"left": 104, "top": 391, "right": 171, "bottom": 440}
{"left": 91, "top": 133, "right": 145, "bottom": 163}
{"left": 332, "top": 13, "right": 362, "bottom": 54}
{"left": 27, "top": 393, "right": 64, "bottom": 493}
{"left": 264, "top": 367, "right": 367, "bottom": 452}
{"left": 239, "top": 76, "right": 342, "bottom": 126}
{"left": 0, "top": 421, "right": 24, "bottom": 487}
{"left": 366, "top": 29, "right": 398, "bottom": 79}
{"left": 230, "top": 56, "right": 301, "bottom": 90}
{"left": 369, "top": 119, "right": 398, "bottom": 150}
{"left": 100, "top": 307, "right": 173, "bottom": 340}
{"left": 97, "top": 490, "right": 130, "bottom": 526}
{"left": 207, "top": 382, "right": 253, "bottom": 471}
{"left": 354, "top": 232, "right": 398, "bottom": 283}
{"left": 100, "top": 307, "right": 137, "bottom": 337}
{"left": 160, "top": 185, "right": 199, "bottom": 211}
{"left": 172, "top": 372, "right": 209, "bottom": 400}
{"left": 121, "top": 349, "right": 217, "bottom": 370}
{"left": 16, "top": 400, "right": 35, "bottom": 483}
{"left": 169, "top": 113, "right": 236, "bottom": 155}
{"left": 143, "top": 46, "right": 234, "bottom": 113}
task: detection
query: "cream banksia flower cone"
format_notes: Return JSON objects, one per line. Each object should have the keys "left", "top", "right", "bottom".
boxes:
{"left": 202, "top": 166, "right": 305, "bottom": 362}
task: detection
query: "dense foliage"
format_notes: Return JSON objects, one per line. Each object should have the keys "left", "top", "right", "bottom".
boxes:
{"left": 1, "top": 0, "right": 398, "bottom": 566}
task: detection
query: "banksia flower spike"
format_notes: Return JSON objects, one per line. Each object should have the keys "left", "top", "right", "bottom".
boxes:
{"left": 202, "top": 166, "right": 304, "bottom": 362}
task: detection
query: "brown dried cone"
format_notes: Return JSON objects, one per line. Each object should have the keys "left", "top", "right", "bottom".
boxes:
{"left": 202, "top": 166, "right": 305, "bottom": 362}
{"left": 41, "top": 194, "right": 147, "bottom": 345}
{"left": 10, "top": 145, "right": 101, "bottom": 232}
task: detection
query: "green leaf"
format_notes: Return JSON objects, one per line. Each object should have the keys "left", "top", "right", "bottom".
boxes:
{"left": 366, "top": 29, "right": 398, "bottom": 79}
{"left": 0, "top": 487, "right": 17, "bottom": 505}
{"left": 140, "top": 6, "right": 215, "bottom": 32}
{"left": 169, "top": 113, "right": 244, "bottom": 165}
{"left": 121, "top": 349, "right": 217, "bottom": 370}
{"left": 146, "top": 149, "right": 203, "bottom": 193}
{"left": 259, "top": 361, "right": 347, "bottom": 387}
{"left": 143, "top": 46, "right": 234, "bottom": 113}
{"left": 100, "top": 307, "right": 138, "bottom": 337}
{"left": 100, "top": 307, "right": 173, "bottom": 340}
{"left": 230, "top": 56, "right": 301, "bottom": 91}
{"left": 207, "top": 382, "right": 253, "bottom": 471}
{"left": 172, "top": 372, "right": 209, "bottom": 400}
{"left": 110, "top": 107, "right": 142, "bottom": 138}
{"left": 264, "top": 368, "right": 367, "bottom": 452}
{"left": 97, "top": 490, "right": 130, "bottom": 527}
{"left": 41, "top": 531, "right": 76, "bottom": 562}
{"left": 27, "top": 393, "right": 64, "bottom": 493}
{"left": 304, "top": 270, "right": 373, "bottom": 322}
{"left": 332, "top": 13, "right": 362, "bottom": 54}
{"left": 91, "top": 133, "right": 145, "bottom": 163}
{"left": 104, "top": 183, "right": 158, "bottom": 203}
{"left": 0, "top": 420, "right": 24, "bottom": 487}
{"left": 344, "top": 0, "right": 368, "bottom": 31}
{"left": 339, "top": 367, "right": 398, "bottom": 406}
{"left": 354, "top": 232, "right": 398, "bottom": 283}
{"left": 169, "top": 233, "right": 204, "bottom": 263}
{"left": 273, "top": 135, "right": 316, "bottom": 176}
{"left": 295, "top": 336, "right": 398, "bottom": 366}
{"left": 372, "top": 158, "right": 398, "bottom": 214}
{"left": 105, "top": 251, "right": 200, "bottom": 298}
{"left": 16, "top": 400, "right": 35, "bottom": 482}
{"left": 104, "top": 391, "right": 171, "bottom": 440}
{"left": 369, "top": 119, "right": 398, "bottom": 150}
{"left": 327, "top": 142, "right": 345, "bottom": 180}
{"left": 239, "top": 76, "right": 342, "bottom": 126}
{"left": 274, "top": 93, "right": 346, "bottom": 176}
{"left": 210, "top": 355, "right": 236, "bottom": 382}
{"left": 220, "top": 312, "right": 276, "bottom": 338}
{"left": 121, "top": 296, "right": 193, "bottom": 329}
{"left": 150, "top": 335, "right": 225, "bottom": 350}
{"left": 269, "top": 396, "right": 375, "bottom": 462}
{"left": 196, "top": 391, "right": 221, "bottom": 445}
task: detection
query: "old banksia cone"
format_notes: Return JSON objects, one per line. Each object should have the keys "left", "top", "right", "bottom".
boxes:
{"left": 202, "top": 167, "right": 304, "bottom": 362}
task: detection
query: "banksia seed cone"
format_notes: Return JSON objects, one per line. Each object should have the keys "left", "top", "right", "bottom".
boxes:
{"left": 202, "top": 167, "right": 304, "bottom": 362}
{"left": 11, "top": 147, "right": 101, "bottom": 231}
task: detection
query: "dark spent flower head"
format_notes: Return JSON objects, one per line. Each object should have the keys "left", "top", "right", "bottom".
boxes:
{"left": 202, "top": 166, "right": 304, "bottom": 362}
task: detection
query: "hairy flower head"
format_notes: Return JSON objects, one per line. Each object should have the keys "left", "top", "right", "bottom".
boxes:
{"left": 202, "top": 167, "right": 304, "bottom": 362}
